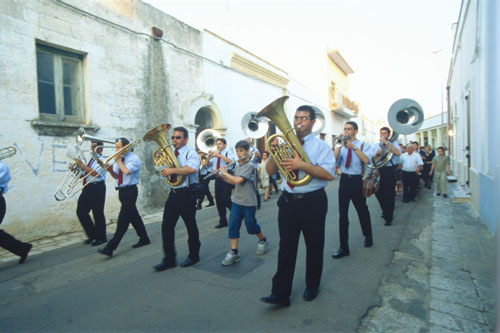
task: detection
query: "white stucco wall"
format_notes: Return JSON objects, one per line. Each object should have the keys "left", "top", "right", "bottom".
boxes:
{"left": 0, "top": 0, "right": 204, "bottom": 239}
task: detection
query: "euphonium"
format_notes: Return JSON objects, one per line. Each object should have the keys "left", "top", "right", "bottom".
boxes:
{"left": 143, "top": 124, "right": 183, "bottom": 186}
{"left": 256, "top": 96, "right": 312, "bottom": 187}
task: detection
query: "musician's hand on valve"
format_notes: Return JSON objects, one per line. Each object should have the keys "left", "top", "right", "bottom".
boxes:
{"left": 74, "top": 158, "right": 84, "bottom": 168}
{"left": 281, "top": 151, "right": 305, "bottom": 172}
{"left": 344, "top": 141, "right": 356, "bottom": 150}
{"left": 380, "top": 136, "right": 388, "bottom": 144}
{"left": 160, "top": 167, "right": 173, "bottom": 178}
{"left": 114, "top": 153, "right": 122, "bottom": 163}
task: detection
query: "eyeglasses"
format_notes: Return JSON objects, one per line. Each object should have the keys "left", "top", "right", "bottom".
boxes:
{"left": 171, "top": 135, "right": 184, "bottom": 140}
{"left": 294, "top": 116, "right": 310, "bottom": 121}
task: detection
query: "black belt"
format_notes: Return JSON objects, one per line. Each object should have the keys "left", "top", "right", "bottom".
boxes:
{"left": 116, "top": 184, "right": 137, "bottom": 191}
{"left": 86, "top": 181, "right": 105, "bottom": 186}
{"left": 170, "top": 187, "right": 191, "bottom": 194}
{"left": 283, "top": 188, "right": 325, "bottom": 201}
{"left": 341, "top": 173, "right": 362, "bottom": 178}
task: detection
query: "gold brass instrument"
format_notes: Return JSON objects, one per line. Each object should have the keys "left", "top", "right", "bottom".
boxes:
{"left": 370, "top": 99, "right": 424, "bottom": 169}
{"left": 0, "top": 146, "right": 16, "bottom": 160}
{"left": 256, "top": 96, "right": 312, "bottom": 187}
{"left": 143, "top": 124, "right": 183, "bottom": 187}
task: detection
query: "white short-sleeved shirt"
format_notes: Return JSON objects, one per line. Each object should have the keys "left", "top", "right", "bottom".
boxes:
{"left": 337, "top": 139, "right": 373, "bottom": 175}
{"left": 114, "top": 152, "right": 141, "bottom": 188}
{"left": 398, "top": 152, "right": 424, "bottom": 172}
{"left": 280, "top": 133, "right": 335, "bottom": 194}
{"left": 170, "top": 145, "right": 200, "bottom": 189}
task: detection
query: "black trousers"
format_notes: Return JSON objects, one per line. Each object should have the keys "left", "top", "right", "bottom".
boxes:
{"left": 0, "top": 195, "right": 30, "bottom": 256}
{"left": 76, "top": 181, "right": 106, "bottom": 241}
{"left": 375, "top": 166, "right": 396, "bottom": 221}
{"left": 106, "top": 185, "right": 149, "bottom": 250}
{"left": 338, "top": 174, "right": 372, "bottom": 250}
{"left": 271, "top": 189, "right": 328, "bottom": 297}
{"left": 162, "top": 189, "right": 200, "bottom": 264}
{"left": 402, "top": 171, "right": 418, "bottom": 201}
{"left": 197, "top": 177, "right": 214, "bottom": 207}
{"left": 215, "top": 178, "right": 232, "bottom": 224}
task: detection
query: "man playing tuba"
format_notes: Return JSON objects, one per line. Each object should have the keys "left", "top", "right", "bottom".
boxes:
{"left": 261, "top": 105, "right": 335, "bottom": 307}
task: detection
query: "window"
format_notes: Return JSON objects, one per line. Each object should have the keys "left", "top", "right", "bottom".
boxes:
{"left": 36, "top": 44, "right": 84, "bottom": 122}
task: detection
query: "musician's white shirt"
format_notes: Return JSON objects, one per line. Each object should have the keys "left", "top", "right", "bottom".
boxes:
{"left": 209, "top": 148, "right": 235, "bottom": 171}
{"left": 81, "top": 154, "right": 106, "bottom": 183}
{"left": 170, "top": 145, "right": 200, "bottom": 189}
{"left": 279, "top": 133, "right": 335, "bottom": 194}
{"left": 114, "top": 152, "right": 141, "bottom": 188}
{"left": 0, "top": 161, "right": 11, "bottom": 194}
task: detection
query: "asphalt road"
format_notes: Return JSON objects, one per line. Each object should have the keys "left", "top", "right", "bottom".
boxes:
{"left": 0, "top": 180, "right": 417, "bottom": 332}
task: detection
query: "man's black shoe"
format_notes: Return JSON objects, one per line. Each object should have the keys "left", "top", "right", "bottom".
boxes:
{"left": 132, "top": 239, "right": 151, "bottom": 248}
{"left": 154, "top": 261, "right": 177, "bottom": 271}
{"left": 19, "top": 243, "right": 32, "bottom": 264}
{"left": 303, "top": 289, "right": 319, "bottom": 301}
{"left": 443, "top": 194, "right": 448, "bottom": 198}
{"left": 206, "top": 202, "right": 215, "bottom": 207}
{"left": 260, "top": 294, "right": 290, "bottom": 307}
{"left": 384, "top": 220, "right": 392, "bottom": 226}
{"left": 97, "top": 247, "right": 113, "bottom": 257}
{"left": 91, "top": 239, "right": 107, "bottom": 247}
{"left": 84, "top": 238, "right": 94, "bottom": 245}
{"left": 180, "top": 257, "right": 199, "bottom": 268}
{"left": 332, "top": 248, "right": 350, "bottom": 259}
{"left": 364, "top": 237, "right": 373, "bottom": 248}
{"left": 214, "top": 223, "right": 228, "bottom": 229}
{"left": 196, "top": 206, "right": 202, "bottom": 210}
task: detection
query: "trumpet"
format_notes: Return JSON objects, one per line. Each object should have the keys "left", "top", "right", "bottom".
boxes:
{"left": 75, "top": 128, "right": 115, "bottom": 146}
{"left": 333, "top": 135, "right": 351, "bottom": 147}
{"left": 256, "top": 96, "right": 312, "bottom": 187}
{"left": 0, "top": 146, "right": 16, "bottom": 160}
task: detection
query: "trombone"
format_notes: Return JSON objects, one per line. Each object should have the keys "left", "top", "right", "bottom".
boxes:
{"left": 68, "top": 138, "right": 141, "bottom": 197}
{"left": 0, "top": 146, "right": 16, "bottom": 160}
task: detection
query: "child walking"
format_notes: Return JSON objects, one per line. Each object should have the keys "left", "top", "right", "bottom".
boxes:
{"left": 217, "top": 140, "right": 268, "bottom": 265}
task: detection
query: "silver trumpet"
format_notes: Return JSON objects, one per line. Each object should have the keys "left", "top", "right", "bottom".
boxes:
{"left": 333, "top": 135, "right": 351, "bottom": 147}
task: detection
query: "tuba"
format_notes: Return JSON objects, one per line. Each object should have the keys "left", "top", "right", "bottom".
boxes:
{"left": 0, "top": 146, "right": 16, "bottom": 160}
{"left": 143, "top": 124, "right": 183, "bottom": 187}
{"left": 241, "top": 112, "right": 269, "bottom": 139}
{"left": 256, "top": 96, "right": 312, "bottom": 187}
{"left": 370, "top": 99, "right": 424, "bottom": 169}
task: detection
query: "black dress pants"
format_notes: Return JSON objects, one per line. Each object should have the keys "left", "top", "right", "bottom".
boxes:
{"left": 197, "top": 177, "right": 214, "bottom": 207}
{"left": 106, "top": 185, "right": 149, "bottom": 250}
{"left": 271, "top": 189, "right": 328, "bottom": 298}
{"left": 402, "top": 171, "right": 418, "bottom": 201}
{"left": 76, "top": 181, "right": 106, "bottom": 241}
{"left": 162, "top": 189, "right": 200, "bottom": 264}
{"left": 0, "top": 195, "right": 30, "bottom": 256}
{"left": 215, "top": 178, "right": 232, "bottom": 224}
{"left": 338, "top": 174, "right": 372, "bottom": 250}
{"left": 375, "top": 166, "right": 396, "bottom": 221}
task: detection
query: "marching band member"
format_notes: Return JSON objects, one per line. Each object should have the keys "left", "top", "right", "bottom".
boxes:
{"left": 0, "top": 160, "right": 32, "bottom": 263}
{"left": 74, "top": 140, "right": 107, "bottom": 246}
{"left": 154, "top": 127, "right": 201, "bottom": 271}
{"left": 204, "top": 138, "right": 235, "bottom": 229}
{"left": 196, "top": 152, "right": 215, "bottom": 210}
{"left": 332, "top": 121, "right": 374, "bottom": 259}
{"left": 217, "top": 140, "right": 268, "bottom": 266}
{"left": 372, "top": 127, "right": 401, "bottom": 226}
{"left": 97, "top": 138, "right": 150, "bottom": 257}
{"left": 261, "top": 105, "right": 335, "bottom": 307}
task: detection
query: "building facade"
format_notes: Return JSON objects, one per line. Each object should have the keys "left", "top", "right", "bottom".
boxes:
{"left": 0, "top": 0, "right": 336, "bottom": 240}
{"left": 447, "top": 0, "right": 499, "bottom": 233}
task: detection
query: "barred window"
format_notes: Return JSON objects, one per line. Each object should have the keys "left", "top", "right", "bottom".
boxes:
{"left": 36, "top": 44, "right": 85, "bottom": 122}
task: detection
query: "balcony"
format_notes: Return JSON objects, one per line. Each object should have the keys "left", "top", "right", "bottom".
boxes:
{"left": 331, "top": 92, "right": 359, "bottom": 117}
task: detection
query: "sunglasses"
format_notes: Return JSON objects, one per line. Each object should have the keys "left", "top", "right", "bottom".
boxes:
{"left": 171, "top": 135, "right": 184, "bottom": 140}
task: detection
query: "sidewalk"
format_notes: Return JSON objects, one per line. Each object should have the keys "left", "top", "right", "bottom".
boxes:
{"left": 359, "top": 182, "right": 496, "bottom": 332}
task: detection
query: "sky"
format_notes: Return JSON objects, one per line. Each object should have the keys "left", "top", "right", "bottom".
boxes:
{"left": 144, "top": 0, "right": 462, "bottom": 122}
